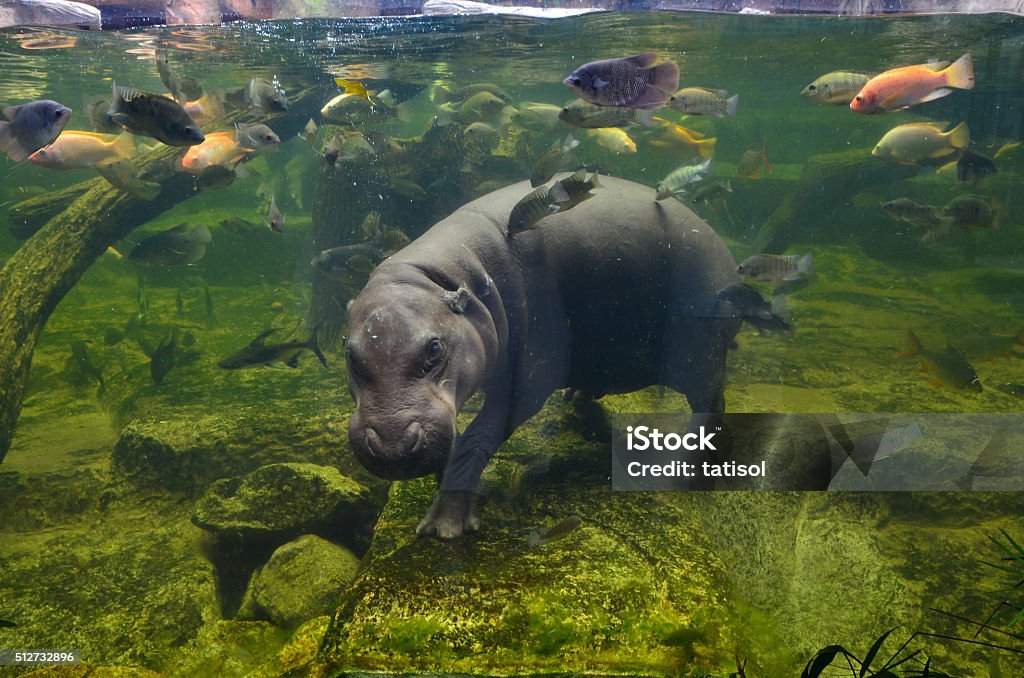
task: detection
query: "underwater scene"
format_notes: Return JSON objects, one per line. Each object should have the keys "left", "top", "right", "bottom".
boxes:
{"left": 1, "top": 8, "right": 1024, "bottom": 677}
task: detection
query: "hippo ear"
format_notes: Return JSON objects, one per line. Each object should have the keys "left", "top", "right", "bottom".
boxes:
{"left": 443, "top": 286, "right": 471, "bottom": 314}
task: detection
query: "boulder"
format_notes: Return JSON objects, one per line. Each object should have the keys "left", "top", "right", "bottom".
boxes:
{"left": 191, "top": 462, "right": 379, "bottom": 548}
{"left": 248, "top": 535, "right": 361, "bottom": 629}
{"left": 0, "top": 0, "right": 100, "bottom": 29}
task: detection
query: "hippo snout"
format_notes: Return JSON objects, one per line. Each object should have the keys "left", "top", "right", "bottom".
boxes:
{"left": 349, "top": 408, "right": 453, "bottom": 480}
{"left": 365, "top": 421, "right": 425, "bottom": 459}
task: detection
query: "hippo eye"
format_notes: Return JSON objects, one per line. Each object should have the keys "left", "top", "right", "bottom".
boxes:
{"left": 425, "top": 338, "right": 444, "bottom": 364}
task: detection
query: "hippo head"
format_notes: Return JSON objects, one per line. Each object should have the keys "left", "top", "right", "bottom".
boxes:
{"left": 345, "top": 274, "right": 497, "bottom": 480}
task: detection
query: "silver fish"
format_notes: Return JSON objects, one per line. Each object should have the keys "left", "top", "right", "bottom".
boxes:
{"left": 669, "top": 87, "right": 738, "bottom": 117}
{"left": 656, "top": 157, "right": 711, "bottom": 200}
{"left": 737, "top": 253, "right": 814, "bottom": 282}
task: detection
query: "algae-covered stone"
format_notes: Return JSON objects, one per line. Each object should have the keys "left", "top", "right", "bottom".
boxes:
{"left": 170, "top": 619, "right": 290, "bottom": 677}
{"left": 250, "top": 534, "right": 361, "bottom": 630}
{"left": 319, "top": 437, "right": 736, "bottom": 676}
{"left": 191, "top": 463, "right": 373, "bottom": 545}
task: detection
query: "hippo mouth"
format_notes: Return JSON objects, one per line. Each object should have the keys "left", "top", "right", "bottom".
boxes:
{"left": 350, "top": 418, "right": 453, "bottom": 481}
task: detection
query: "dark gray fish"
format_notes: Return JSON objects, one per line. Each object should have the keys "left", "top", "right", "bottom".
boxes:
{"left": 110, "top": 82, "right": 204, "bottom": 147}
{"left": 0, "top": 619, "right": 16, "bottom": 628}
{"left": 942, "top": 193, "right": 999, "bottom": 229}
{"left": 155, "top": 49, "right": 204, "bottom": 102}
{"left": 531, "top": 134, "right": 579, "bottom": 187}
{"left": 70, "top": 340, "right": 104, "bottom": 389}
{"left": 898, "top": 328, "right": 982, "bottom": 392}
{"left": 552, "top": 170, "right": 600, "bottom": 211}
{"left": 219, "top": 216, "right": 262, "bottom": 239}
{"left": 957, "top": 148, "right": 998, "bottom": 183}
{"left": 82, "top": 93, "right": 120, "bottom": 134}
{"left": 528, "top": 515, "right": 583, "bottom": 547}
{"left": 264, "top": 196, "right": 284, "bottom": 233}
{"left": 311, "top": 243, "right": 384, "bottom": 281}
{"left": 0, "top": 99, "right": 71, "bottom": 161}
{"left": 717, "top": 283, "right": 792, "bottom": 333}
{"left": 563, "top": 53, "right": 679, "bottom": 110}
{"left": 128, "top": 224, "right": 212, "bottom": 266}
{"left": 235, "top": 122, "right": 280, "bottom": 151}
{"left": 97, "top": 158, "right": 161, "bottom": 200}
{"left": 881, "top": 198, "right": 947, "bottom": 230}
{"left": 150, "top": 329, "right": 177, "bottom": 384}
{"left": 995, "top": 383, "right": 1024, "bottom": 398}
{"left": 508, "top": 181, "right": 570, "bottom": 234}
{"left": 690, "top": 180, "right": 732, "bottom": 205}
{"left": 194, "top": 164, "right": 238, "bottom": 191}
{"left": 218, "top": 329, "right": 326, "bottom": 369}
{"left": 103, "top": 327, "right": 124, "bottom": 346}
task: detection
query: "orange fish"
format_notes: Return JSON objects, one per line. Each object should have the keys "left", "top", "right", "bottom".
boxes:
{"left": 647, "top": 119, "right": 716, "bottom": 158}
{"left": 28, "top": 131, "right": 136, "bottom": 170}
{"left": 735, "top": 140, "right": 771, "bottom": 179}
{"left": 183, "top": 92, "right": 225, "bottom": 127}
{"left": 179, "top": 131, "right": 251, "bottom": 175}
{"left": 850, "top": 53, "right": 974, "bottom": 114}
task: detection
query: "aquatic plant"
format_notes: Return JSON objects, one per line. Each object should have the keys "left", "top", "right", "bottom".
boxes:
{"left": 800, "top": 627, "right": 950, "bottom": 677}
{"left": 984, "top": 528, "right": 1024, "bottom": 630}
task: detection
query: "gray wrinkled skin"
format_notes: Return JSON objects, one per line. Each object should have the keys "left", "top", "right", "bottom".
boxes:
{"left": 345, "top": 175, "right": 742, "bottom": 539}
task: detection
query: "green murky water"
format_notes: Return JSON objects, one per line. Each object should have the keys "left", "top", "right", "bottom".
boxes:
{"left": 1, "top": 10, "right": 1023, "bottom": 677}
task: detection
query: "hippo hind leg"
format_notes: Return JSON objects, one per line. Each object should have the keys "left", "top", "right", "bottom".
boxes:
{"left": 659, "top": 316, "right": 737, "bottom": 421}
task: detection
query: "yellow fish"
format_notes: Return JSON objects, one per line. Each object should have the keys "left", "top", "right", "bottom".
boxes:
{"left": 335, "top": 78, "right": 371, "bottom": 101}
{"left": 647, "top": 120, "right": 716, "bottom": 158}
{"left": 585, "top": 127, "right": 636, "bottom": 154}
{"left": 28, "top": 131, "right": 136, "bottom": 170}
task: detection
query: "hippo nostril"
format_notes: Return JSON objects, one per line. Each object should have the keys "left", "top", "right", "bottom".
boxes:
{"left": 406, "top": 421, "right": 424, "bottom": 453}
{"left": 365, "top": 427, "right": 385, "bottom": 456}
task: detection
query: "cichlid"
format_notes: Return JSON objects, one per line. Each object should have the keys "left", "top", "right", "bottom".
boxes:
{"left": 234, "top": 122, "right": 280, "bottom": 151}
{"left": 669, "top": 87, "right": 738, "bottom": 117}
{"left": 881, "top": 198, "right": 949, "bottom": 231}
{"left": 531, "top": 134, "right": 579, "bottom": 187}
{"left": 0, "top": 99, "right": 71, "bottom": 161}
{"left": 871, "top": 121, "right": 970, "bottom": 164}
{"left": 128, "top": 224, "right": 212, "bottom": 266}
{"left": 28, "top": 131, "right": 135, "bottom": 170}
{"left": 527, "top": 515, "right": 583, "bottom": 547}
{"left": 656, "top": 157, "right": 711, "bottom": 200}
{"left": 585, "top": 127, "right": 636, "bottom": 154}
{"left": 898, "top": 328, "right": 982, "bottom": 392}
{"left": 508, "top": 182, "right": 570, "bottom": 233}
{"left": 558, "top": 98, "right": 653, "bottom": 128}
{"left": 110, "top": 82, "right": 204, "bottom": 147}
{"left": 851, "top": 53, "right": 974, "bottom": 113}
{"left": 800, "top": 71, "right": 873, "bottom": 105}
{"left": 563, "top": 52, "right": 678, "bottom": 110}
{"left": 737, "top": 252, "right": 813, "bottom": 282}
{"left": 941, "top": 194, "right": 999, "bottom": 229}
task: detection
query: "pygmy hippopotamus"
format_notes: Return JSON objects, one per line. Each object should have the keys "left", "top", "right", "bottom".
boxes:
{"left": 345, "top": 175, "right": 742, "bottom": 538}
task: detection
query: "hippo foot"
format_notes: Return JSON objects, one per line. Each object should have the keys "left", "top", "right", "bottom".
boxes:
{"left": 416, "top": 491, "right": 479, "bottom": 539}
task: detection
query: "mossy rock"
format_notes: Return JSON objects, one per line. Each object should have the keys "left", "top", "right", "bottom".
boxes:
{"left": 319, "top": 442, "right": 736, "bottom": 677}
{"left": 248, "top": 535, "right": 361, "bottom": 630}
{"left": 191, "top": 463, "right": 377, "bottom": 548}
{"left": 168, "top": 619, "right": 289, "bottom": 678}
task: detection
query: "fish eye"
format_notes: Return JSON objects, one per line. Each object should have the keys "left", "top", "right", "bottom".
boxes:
{"left": 807, "top": 85, "right": 817, "bottom": 92}
{"left": 569, "top": 77, "right": 581, "bottom": 87}
{"left": 854, "top": 95, "right": 862, "bottom": 102}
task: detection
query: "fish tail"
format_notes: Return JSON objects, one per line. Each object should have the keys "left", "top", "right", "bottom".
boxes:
{"left": 588, "top": 173, "right": 602, "bottom": 189}
{"left": 725, "top": 94, "right": 739, "bottom": 118}
{"left": 308, "top": 334, "right": 328, "bottom": 368}
{"left": 946, "top": 121, "right": 971, "bottom": 151}
{"left": 633, "top": 108, "right": 655, "bottom": 127}
{"left": 943, "top": 52, "right": 975, "bottom": 90}
{"left": 797, "top": 252, "right": 814, "bottom": 277}
{"left": 0, "top": 120, "right": 10, "bottom": 153}
{"left": 761, "top": 139, "right": 772, "bottom": 172}
{"left": 697, "top": 136, "right": 717, "bottom": 159}
{"left": 650, "top": 60, "right": 680, "bottom": 95}
{"left": 898, "top": 328, "right": 922, "bottom": 358}
{"left": 111, "top": 132, "right": 136, "bottom": 159}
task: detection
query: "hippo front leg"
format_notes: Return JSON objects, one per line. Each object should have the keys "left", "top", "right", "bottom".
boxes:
{"left": 416, "top": 392, "right": 511, "bottom": 539}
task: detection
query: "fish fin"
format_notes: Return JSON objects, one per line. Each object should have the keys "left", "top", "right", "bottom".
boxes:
{"left": 924, "top": 59, "right": 950, "bottom": 72}
{"left": 898, "top": 328, "right": 922, "bottom": 358}
{"left": 626, "top": 52, "right": 659, "bottom": 68}
{"left": 943, "top": 52, "right": 975, "bottom": 89}
{"left": 2, "top": 104, "right": 21, "bottom": 121}
{"left": 111, "top": 132, "right": 137, "bottom": 159}
{"left": 286, "top": 353, "right": 301, "bottom": 368}
{"left": 796, "top": 252, "right": 814, "bottom": 277}
{"left": 761, "top": 140, "right": 772, "bottom": 172}
{"left": 648, "top": 59, "right": 680, "bottom": 95}
{"left": 724, "top": 179, "right": 733, "bottom": 192}
{"left": 698, "top": 136, "right": 717, "bottom": 159}
{"left": 0, "top": 126, "right": 33, "bottom": 162}
{"left": 725, "top": 94, "right": 739, "bottom": 117}
{"left": 915, "top": 87, "right": 953, "bottom": 105}
{"left": 631, "top": 85, "right": 670, "bottom": 111}
{"left": 632, "top": 108, "right": 655, "bottom": 127}
{"left": 946, "top": 121, "right": 971, "bottom": 151}
{"left": 548, "top": 180, "right": 570, "bottom": 204}
{"left": 588, "top": 173, "right": 602, "bottom": 189}
{"left": 308, "top": 335, "right": 328, "bottom": 368}
{"left": 250, "top": 328, "right": 279, "bottom": 346}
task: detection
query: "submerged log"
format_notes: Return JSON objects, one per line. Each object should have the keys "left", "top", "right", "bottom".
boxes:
{"left": 8, "top": 181, "right": 96, "bottom": 240}
{"left": 756, "top": 148, "right": 917, "bottom": 253}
